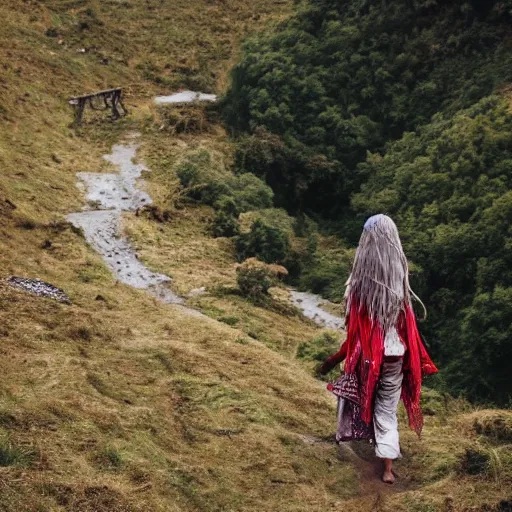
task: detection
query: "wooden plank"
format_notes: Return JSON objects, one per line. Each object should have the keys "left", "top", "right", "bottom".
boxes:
{"left": 68, "top": 88, "right": 127, "bottom": 126}
{"left": 69, "top": 87, "right": 122, "bottom": 102}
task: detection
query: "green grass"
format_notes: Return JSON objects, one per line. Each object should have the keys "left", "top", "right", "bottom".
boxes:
{"left": 0, "top": 438, "right": 36, "bottom": 467}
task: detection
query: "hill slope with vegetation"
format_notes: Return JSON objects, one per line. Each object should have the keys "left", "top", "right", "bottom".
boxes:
{"left": 223, "top": 0, "right": 512, "bottom": 405}
{"left": 0, "top": 0, "right": 511, "bottom": 511}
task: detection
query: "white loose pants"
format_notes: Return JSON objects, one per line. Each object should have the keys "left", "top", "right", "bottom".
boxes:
{"left": 373, "top": 358, "right": 403, "bottom": 459}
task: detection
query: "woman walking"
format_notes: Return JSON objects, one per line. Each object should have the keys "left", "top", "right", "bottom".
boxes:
{"left": 319, "top": 214, "right": 437, "bottom": 484}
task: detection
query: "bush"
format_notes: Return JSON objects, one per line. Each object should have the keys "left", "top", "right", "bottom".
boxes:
{"left": 297, "top": 332, "right": 340, "bottom": 363}
{"left": 212, "top": 211, "right": 240, "bottom": 238}
{"left": 229, "top": 173, "right": 273, "bottom": 213}
{"left": 176, "top": 149, "right": 273, "bottom": 214}
{"left": 236, "top": 219, "right": 290, "bottom": 264}
{"left": 214, "top": 196, "right": 240, "bottom": 217}
{"left": 176, "top": 150, "right": 231, "bottom": 206}
{"left": 236, "top": 258, "right": 288, "bottom": 299}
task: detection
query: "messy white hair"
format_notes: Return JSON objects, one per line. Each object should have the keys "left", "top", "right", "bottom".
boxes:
{"left": 346, "top": 214, "right": 425, "bottom": 332}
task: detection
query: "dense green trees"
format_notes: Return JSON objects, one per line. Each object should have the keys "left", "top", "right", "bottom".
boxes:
{"left": 354, "top": 96, "right": 512, "bottom": 404}
{"left": 223, "top": 0, "right": 512, "bottom": 404}
{"left": 224, "top": 0, "right": 511, "bottom": 216}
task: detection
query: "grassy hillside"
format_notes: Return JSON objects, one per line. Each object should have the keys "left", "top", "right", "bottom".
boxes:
{"left": 0, "top": 1, "right": 511, "bottom": 511}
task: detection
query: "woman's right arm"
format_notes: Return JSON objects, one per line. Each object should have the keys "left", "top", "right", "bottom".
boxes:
{"left": 317, "top": 340, "right": 348, "bottom": 375}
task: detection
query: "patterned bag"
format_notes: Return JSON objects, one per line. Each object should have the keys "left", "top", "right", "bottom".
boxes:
{"left": 327, "top": 372, "right": 360, "bottom": 405}
{"left": 328, "top": 368, "right": 374, "bottom": 442}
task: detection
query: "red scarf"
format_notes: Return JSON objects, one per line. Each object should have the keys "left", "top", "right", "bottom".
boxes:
{"left": 332, "top": 298, "right": 438, "bottom": 436}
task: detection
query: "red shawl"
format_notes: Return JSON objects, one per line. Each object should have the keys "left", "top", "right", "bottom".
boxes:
{"left": 322, "top": 299, "right": 438, "bottom": 436}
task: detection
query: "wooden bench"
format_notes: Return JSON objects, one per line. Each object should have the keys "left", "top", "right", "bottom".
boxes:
{"left": 69, "top": 88, "right": 128, "bottom": 126}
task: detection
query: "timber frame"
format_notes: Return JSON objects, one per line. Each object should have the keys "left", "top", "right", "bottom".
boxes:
{"left": 69, "top": 88, "right": 127, "bottom": 126}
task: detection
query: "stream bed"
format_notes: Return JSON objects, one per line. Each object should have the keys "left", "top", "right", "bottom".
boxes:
{"left": 67, "top": 140, "right": 184, "bottom": 304}
{"left": 290, "top": 290, "right": 344, "bottom": 331}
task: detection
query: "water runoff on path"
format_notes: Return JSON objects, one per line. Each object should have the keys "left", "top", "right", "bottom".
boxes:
{"left": 68, "top": 89, "right": 223, "bottom": 304}
{"left": 67, "top": 139, "right": 184, "bottom": 304}
{"left": 290, "top": 291, "right": 344, "bottom": 331}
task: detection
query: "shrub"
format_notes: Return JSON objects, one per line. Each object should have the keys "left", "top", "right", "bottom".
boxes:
{"left": 212, "top": 211, "right": 240, "bottom": 238}
{"left": 176, "top": 150, "right": 273, "bottom": 214}
{"left": 236, "top": 219, "right": 290, "bottom": 264}
{"left": 176, "top": 161, "right": 199, "bottom": 189}
{"left": 297, "top": 332, "right": 340, "bottom": 363}
{"left": 176, "top": 150, "right": 231, "bottom": 206}
{"left": 214, "top": 196, "right": 240, "bottom": 217}
{"left": 236, "top": 258, "right": 288, "bottom": 299}
{"left": 229, "top": 173, "right": 273, "bottom": 212}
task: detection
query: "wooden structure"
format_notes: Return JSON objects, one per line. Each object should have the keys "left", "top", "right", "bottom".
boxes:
{"left": 69, "top": 88, "right": 127, "bottom": 126}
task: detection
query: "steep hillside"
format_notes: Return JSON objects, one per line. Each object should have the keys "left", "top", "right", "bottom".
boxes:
{"left": 0, "top": 1, "right": 511, "bottom": 511}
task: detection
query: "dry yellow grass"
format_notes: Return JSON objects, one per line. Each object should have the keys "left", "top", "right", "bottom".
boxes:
{"left": 0, "top": 0, "right": 511, "bottom": 511}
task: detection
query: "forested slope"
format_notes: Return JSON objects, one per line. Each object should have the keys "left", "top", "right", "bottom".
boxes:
{"left": 223, "top": 0, "right": 512, "bottom": 404}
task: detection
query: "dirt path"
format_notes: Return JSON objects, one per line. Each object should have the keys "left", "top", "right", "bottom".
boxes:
{"left": 340, "top": 442, "right": 416, "bottom": 498}
{"left": 302, "top": 433, "right": 416, "bottom": 507}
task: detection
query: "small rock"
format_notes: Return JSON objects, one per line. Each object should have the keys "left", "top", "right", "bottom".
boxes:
{"left": 7, "top": 276, "right": 71, "bottom": 304}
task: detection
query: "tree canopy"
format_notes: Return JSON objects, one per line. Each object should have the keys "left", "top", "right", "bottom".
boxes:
{"left": 223, "top": 0, "right": 512, "bottom": 404}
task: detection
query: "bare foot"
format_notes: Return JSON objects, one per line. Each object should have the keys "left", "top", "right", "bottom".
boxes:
{"left": 382, "top": 458, "right": 395, "bottom": 484}
{"left": 382, "top": 469, "right": 395, "bottom": 484}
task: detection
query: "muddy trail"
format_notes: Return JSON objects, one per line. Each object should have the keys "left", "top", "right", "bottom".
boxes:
{"left": 290, "top": 290, "right": 344, "bottom": 331}
{"left": 304, "top": 434, "right": 417, "bottom": 506}
{"left": 341, "top": 442, "right": 418, "bottom": 498}
{"left": 67, "top": 136, "right": 187, "bottom": 305}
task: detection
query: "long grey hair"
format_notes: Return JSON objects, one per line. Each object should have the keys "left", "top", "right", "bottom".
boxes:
{"left": 345, "top": 214, "right": 425, "bottom": 332}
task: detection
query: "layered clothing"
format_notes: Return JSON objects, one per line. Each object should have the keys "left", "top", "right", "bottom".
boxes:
{"left": 325, "top": 297, "right": 437, "bottom": 437}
